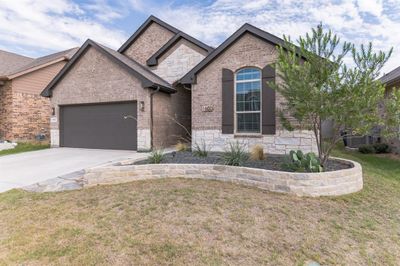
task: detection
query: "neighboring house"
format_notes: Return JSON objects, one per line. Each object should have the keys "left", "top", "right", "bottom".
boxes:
{"left": 42, "top": 15, "right": 317, "bottom": 153}
{"left": 380, "top": 66, "right": 400, "bottom": 153}
{"left": 0, "top": 48, "right": 78, "bottom": 141}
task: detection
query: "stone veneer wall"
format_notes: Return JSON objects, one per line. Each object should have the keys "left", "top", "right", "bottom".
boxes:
{"left": 50, "top": 46, "right": 152, "bottom": 151}
{"left": 84, "top": 159, "right": 363, "bottom": 197}
{"left": 122, "top": 22, "right": 175, "bottom": 65}
{"left": 192, "top": 129, "right": 318, "bottom": 154}
{"left": 151, "top": 39, "right": 208, "bottom": 83}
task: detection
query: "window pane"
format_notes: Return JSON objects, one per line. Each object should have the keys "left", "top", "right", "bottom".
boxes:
{"left": 236, "top": 68, "right": 261, "bottom": 81}
{"left": 236, "top": 81, "right": 261, "bottom": 111}
{"left": 237, "top": 113, "right": 261, "bottom": 133}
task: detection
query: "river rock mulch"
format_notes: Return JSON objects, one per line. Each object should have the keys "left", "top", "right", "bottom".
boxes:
{"left": 133, "top": 151, "right": 352, "bottom": 172}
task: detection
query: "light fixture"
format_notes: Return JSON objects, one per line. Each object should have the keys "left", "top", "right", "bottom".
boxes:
{"left": 139, "top": 101, "right": 145, "bottom": 111}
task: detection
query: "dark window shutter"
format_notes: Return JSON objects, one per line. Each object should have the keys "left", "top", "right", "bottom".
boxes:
{"left": 262, "top": 65, "right": 276, "bottom": 134}
{"left": 222, "top": 68, "right": 234, "bottom": 134}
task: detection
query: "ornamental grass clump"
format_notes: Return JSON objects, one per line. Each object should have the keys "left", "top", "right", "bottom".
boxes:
{"left": 148, "top": 149, "right": 164, "bottom": 164}
{"left": 223, "top": 141, "right": 249, "bottom": 166}
{"left": 175, "top": 142, "right": 189, "bottom": 152}
{"left": 250, "top": 144, "right": 265, "bottom": 160}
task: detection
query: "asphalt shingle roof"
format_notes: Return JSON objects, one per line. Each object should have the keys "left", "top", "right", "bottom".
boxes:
{"left": 96, "top": 42, "right": 172, "bottom": 89}
{"left": 0, "top": 50, "right": 34, "bottom": 76}
{"left": 380, "top": 66, "right": 400, "bottom": 85}
{"left": 11, "top": 47, "right": 79, "bottom": 76}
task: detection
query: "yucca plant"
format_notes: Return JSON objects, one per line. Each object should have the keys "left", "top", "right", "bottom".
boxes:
{"left": 148, "top": 149, "right": 164, "bottom": 164}
{"left": 193, "top": 140, "right": 208, "bottom": 157}
{"left": 223, "top": 141, "right": 249, "bottom": 166}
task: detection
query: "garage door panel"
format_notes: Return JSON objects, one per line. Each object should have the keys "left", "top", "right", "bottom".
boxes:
{"left": 60, "top": 102, "right": 137, "bottom": 150}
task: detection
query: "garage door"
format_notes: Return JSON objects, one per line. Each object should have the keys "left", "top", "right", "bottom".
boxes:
{"left": 60, "top": 102, "right": 137, "bottom": 150}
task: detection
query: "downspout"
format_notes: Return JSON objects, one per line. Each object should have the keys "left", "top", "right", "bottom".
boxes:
{"left": 150, "top": 86, "right": 161, "bottom": 150}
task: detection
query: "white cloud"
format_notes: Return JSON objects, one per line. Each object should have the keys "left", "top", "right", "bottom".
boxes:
{"left": 1, "top": 0, "right": 399, "bottom": 75}
{"left": 357, "top": 0, "right": 383, "bottom": 17}
{"left": 84, "top": 0, "right": 125, "bottom": 22}
{"left": 0, "top": 0, "right": 127, "bottom": 57}
{"left": 147, "top": 0, "right": 400, "bottom": 75}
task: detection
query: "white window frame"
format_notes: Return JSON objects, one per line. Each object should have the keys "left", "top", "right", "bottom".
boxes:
{"left": 234, "top": 68, "right": 262, "bottom": 135}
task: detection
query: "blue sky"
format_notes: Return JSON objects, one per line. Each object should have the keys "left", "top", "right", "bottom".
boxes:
{"left": 0, "top": 0, "right": 399, "bottom": 74}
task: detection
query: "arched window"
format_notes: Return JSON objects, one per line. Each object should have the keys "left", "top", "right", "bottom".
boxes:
{"left": 235, "top": 68, "right": 261, "bottom": 133}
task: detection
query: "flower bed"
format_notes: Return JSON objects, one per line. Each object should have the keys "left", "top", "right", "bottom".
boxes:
{"left": 83, "top": 153, "right": 363, "bottom": 197}
{"left": 134, "top": 151, "right": 352, "bottom": 172}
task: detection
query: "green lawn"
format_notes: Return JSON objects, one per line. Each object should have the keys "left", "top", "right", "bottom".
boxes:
{"left": 0, "top": 142, "right": 49, "bottom": 157}
{"left": 0, "top": 147, "right": 399, "bottom": 265}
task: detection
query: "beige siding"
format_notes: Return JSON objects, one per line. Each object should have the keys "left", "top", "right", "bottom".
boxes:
{"left": 122, "top": 22, "right": 175, "bottom": 65}
{"left": 12, "top": 61, "right": 66, "bottom": 95}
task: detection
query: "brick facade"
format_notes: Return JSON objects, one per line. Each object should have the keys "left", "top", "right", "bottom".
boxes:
{"left": 122, "top": 22, "right": 175, "bottom": 65}
{"left": 0, "top": 80, "right": 51, "bottom": 142}
{"left": 153, "top": 85, "right": 191, "bottom": 148}
{"left": 0, "top": 81, "right": 13, "bottom": 140}
{"left": 50, "top": 46, "right": 191, "bottom": 150}
{"left": 50, "top": 46, "right": 152, "bottom": 150}
{"left": 191, "top": 33, "right": 316, "bottom": 154}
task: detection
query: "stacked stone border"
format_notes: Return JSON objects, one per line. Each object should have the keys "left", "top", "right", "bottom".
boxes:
{"left": 83, "top": 158, "right": 363, "bottom": 197}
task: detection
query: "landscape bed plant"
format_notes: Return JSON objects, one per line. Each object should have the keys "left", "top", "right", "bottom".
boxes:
{"left": 136, "top": 147, "right": 350, "bottom": 173}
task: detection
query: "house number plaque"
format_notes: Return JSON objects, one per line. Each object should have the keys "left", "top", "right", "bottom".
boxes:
{"left": 201, "top": 105, "right": 214, "bottom": 112}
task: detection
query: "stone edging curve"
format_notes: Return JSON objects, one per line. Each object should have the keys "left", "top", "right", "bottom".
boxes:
{"left": 83, "top": 158, "right": 363, "bottom": 197}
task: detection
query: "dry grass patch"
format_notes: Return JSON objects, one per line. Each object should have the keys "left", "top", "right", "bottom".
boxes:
{"left": 0, "top": 148, "right": 399, "bottom": 265}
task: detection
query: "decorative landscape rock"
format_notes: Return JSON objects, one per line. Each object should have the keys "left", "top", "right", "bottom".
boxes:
{"left": 0, "top": 141, "right": 17, "bottom": 151}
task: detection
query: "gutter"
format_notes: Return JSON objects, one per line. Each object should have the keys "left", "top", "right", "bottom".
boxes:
{"left": 149, "top": 86, "right": 161, "bottom": 150}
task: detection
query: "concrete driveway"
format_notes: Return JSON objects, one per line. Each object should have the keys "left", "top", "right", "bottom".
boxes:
{"left": 0, "top": 148, "right": 147, "bottom": 192}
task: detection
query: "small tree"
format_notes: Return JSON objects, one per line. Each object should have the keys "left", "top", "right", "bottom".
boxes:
{"left": 272, "top": 24, "right": 400, "bottom": 166}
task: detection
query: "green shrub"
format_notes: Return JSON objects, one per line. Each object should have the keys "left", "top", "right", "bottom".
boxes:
{"left": 148, "top": 149, "right": 164, "bottom": 164}
{"left": 358, "top": 144, "right": 375, "bottom": 154}
{"left": 373, "top": 143, "right": 390, "bottom": 154}
{"left": 223, "top": 142, "right": 249, "bottom": 166}
{"left": 193, "top": 141, "right": 208, "bottom": 157}
{"left": 282, "top": 150, "right": 323, "bottom": 172}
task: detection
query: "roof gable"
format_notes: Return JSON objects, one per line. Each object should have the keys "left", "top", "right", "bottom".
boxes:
{"left": 147, "top": 32, "right": 214, "bottom": 67}
{"left": 180, "top": 23, "right": 291, "bottom": 84}
{"left": 118, "top": 15, "right": 179, "bottom": 54}
{"left": 41, "top": 40, "right": 174, "bottom": 97}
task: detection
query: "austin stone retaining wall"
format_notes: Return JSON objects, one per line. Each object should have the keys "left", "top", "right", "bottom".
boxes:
{"left": 83, "top": 158, "right": 363, "bottom": 197}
